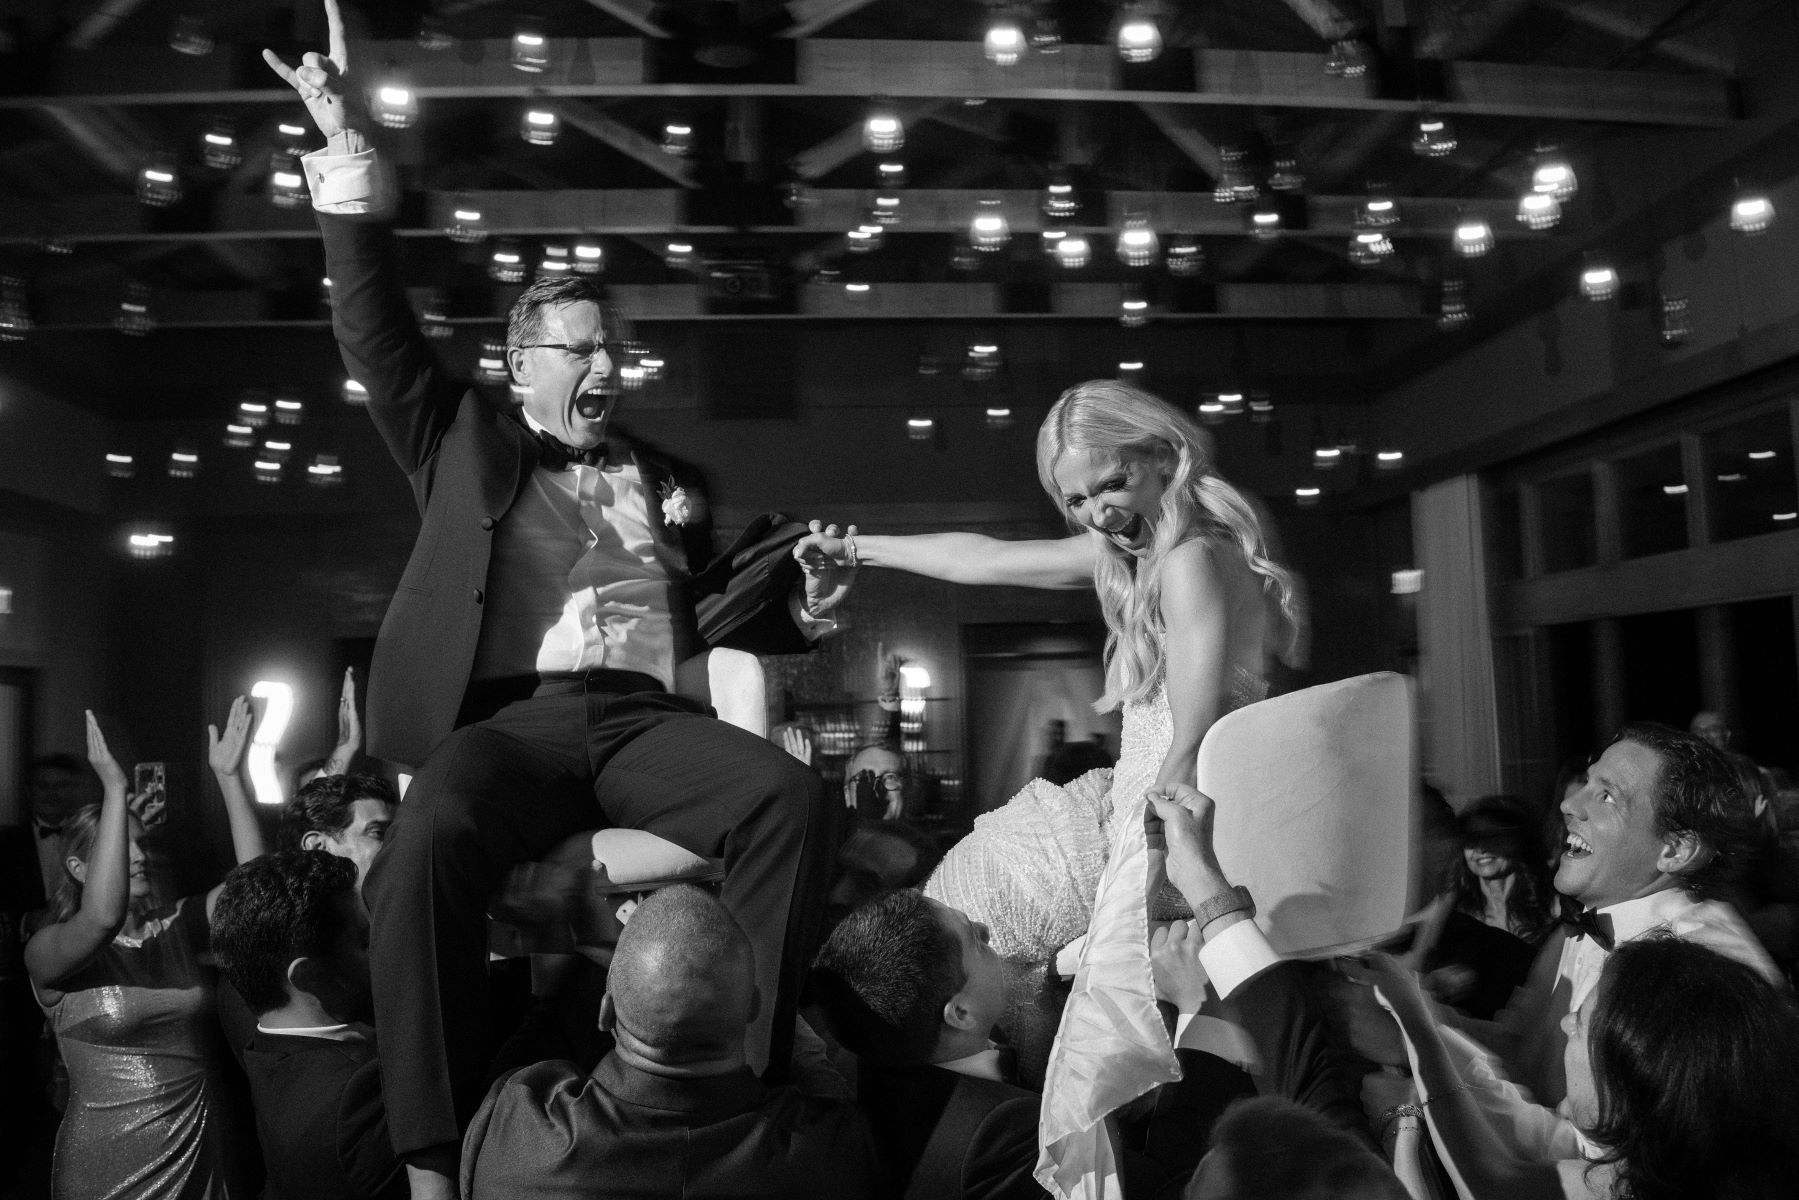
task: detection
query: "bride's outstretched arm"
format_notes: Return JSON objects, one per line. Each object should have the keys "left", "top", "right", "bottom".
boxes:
{"left": 1153, "top": 539, "right": 1231, "bottom": 791}
{"left": 795, "top": 526, "right": 1094, "bottom": 589}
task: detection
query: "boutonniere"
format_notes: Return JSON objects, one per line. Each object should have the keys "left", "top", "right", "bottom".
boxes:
{"left": 659, "top": 481, "right": 700, "bottom": 527}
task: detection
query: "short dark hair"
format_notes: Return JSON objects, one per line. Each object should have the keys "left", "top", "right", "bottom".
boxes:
{"left": 1196, "top": 1097, "right": 1407, "bottom": 1200}
{"left": 505, "top": 275, "right": 632, "bottom": 356}
{"left": 30, "top": 753, "right": 85, "bottom": 776}
{"left": 280, "top": 773, "right": 396, "bottom": 851}
{"left": 1610, "top": 722, "right": 1758, "bottom": 900}
{"left": 1587, "top": 935, "right": 1799, "bottom": 1200}
{"left": 212, "top": 850, "right": 359, "bottom": 1015}
{"left": 810, "top": 889, "right": 965, "bottom": 1065}
{"left": 607, "top": 884, "right": 753, "bottom": 1051}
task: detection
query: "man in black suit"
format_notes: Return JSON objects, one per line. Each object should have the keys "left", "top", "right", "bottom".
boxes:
{"left": 462, "top": 885, "right": 881, "bottom": 1200}
{"left": 811, "top": 785, "right": 1369, "bottom": 1200}
{"left": 211, "top": 850, "right": 404, "bottom": 1200}
{"left": 264, "top": 7, "right": 853, "bottom": 1194}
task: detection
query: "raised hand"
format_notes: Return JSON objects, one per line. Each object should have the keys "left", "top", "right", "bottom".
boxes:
{"left": 331, "top": 667, "right": 362, "bottom": 761}
{"left": 261, "top": 0, "right": 358, "bottom": 139}
{"left": 85, "top": 710, "right": 128, "bottom": 797}
{"left": 207, "top": 695, "right": 254, "bottom": 779}
{"left": 778, "top": 724, "right": 814, "bottom": 766}
{"left": 794, "top": 520, "right": 858, "bottom": 618}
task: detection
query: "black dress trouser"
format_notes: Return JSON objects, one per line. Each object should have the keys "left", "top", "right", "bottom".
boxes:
{"left": 362, "top": 683, "right": 839, "bottom": 1156}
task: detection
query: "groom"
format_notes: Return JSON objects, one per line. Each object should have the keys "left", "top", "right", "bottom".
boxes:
{"left": 266, "top": 5, "right": 854, "bottom": 1195}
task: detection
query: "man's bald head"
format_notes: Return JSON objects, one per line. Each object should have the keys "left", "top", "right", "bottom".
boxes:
{"left": 602, "top": 885, "right": 757, "bottom": 1070}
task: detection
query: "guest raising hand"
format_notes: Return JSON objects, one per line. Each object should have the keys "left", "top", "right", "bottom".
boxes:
{"left": 27, "top": 704, "right": 267, "bottom": 1200}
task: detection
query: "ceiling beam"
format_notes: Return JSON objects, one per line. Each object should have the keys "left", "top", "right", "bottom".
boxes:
{"left": 557, "top": 102, "right": 701, "bottom": 187}
{"left": 1136, "top": 102, "right": 1223, "bottom": 178}
{"left": 19, "top": 280, "right": 1427, "bottom": 330}
{"left": 1276, "top": 0, "right": 1360, "bottom": 42}
{"left": 787, "top": 99, "right": 952, "bottom": 180}
{"left": 15, "top": 40, "right": 1736, "bottom": 127}
{"left": 1548, "top": 0, "right": 1736, "bottom": 75}
{"left": 0, "top": 188, "right": 1550, "bottom": 243}
{"left": 783, "top": 0, "right": 885, "bottom": 39}
{"left": 578, "top": 0, "right": 671, "bottom": 38}
{"left": 64, "top": 0, "right": 155, "bottom": 49}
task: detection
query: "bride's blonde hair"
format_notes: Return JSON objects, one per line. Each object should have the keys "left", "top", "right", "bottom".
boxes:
{"left": 1035, "top": 380, "right": 1295, "bottom": 711}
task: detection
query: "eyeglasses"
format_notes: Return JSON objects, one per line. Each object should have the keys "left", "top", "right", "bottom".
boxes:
{"left": 853, "top": 769, "right": 907, "bottom": 790}
{"left": 518, "top": 340, "right": 622, "bottom": 363}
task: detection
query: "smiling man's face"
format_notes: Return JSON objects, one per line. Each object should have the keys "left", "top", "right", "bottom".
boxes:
{"left": 1555, "top": 739, "right": 1676, "bottom": 908}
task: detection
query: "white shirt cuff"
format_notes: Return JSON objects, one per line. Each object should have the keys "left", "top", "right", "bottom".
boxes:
{"left": 301, "top": 146, "right": 383, "bottom": 213}
{"left": 788, "top": 589, "right": 837, "bottom": 641}
{"left": 1173, "top": 1012, "right": 1261, "bottom": 1073}
{"left": 1197, "top": 919, "right": 1282, "bottom": 1000}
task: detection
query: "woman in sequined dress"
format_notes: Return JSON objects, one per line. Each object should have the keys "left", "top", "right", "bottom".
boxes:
{"left": 26, "top": 705, "right": 264, "bottom": 1200}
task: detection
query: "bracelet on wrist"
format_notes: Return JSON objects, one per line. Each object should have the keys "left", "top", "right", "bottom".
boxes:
{"left": 842, "top": 531, "right": 859, "bottom": 569}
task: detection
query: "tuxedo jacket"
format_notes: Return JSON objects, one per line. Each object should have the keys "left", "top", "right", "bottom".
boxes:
{"left": 460, "top": 1055, "right": 885, "bottom": 1200}
{"left": 858, "top": 960, "right": 1368, "bottom": 1200}
{"left": 241, "top": 1028, "right": 406, "bottom": 1200}
{"left": 319, "top": 215, "right": 816, "bottom": 770}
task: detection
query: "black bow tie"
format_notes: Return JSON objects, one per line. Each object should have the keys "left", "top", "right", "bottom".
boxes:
{"left": 1559, "top": 904, "right": 1615, "bottom": 951}
{"left": 532, "top": 429, "right": 608, "bottom": 471}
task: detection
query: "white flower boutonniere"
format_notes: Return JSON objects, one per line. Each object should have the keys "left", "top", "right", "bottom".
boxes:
{"left": 659, "top": 482, "right": 698, "bottom": 527}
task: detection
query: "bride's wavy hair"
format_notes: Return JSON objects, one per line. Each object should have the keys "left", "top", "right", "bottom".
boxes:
{"left": 1035, "top": 380, "right": 1295, "bottom": 711}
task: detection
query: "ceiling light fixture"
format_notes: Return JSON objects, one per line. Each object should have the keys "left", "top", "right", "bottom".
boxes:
{"left": 521, "top": 107, "right": 560, "bottom": 146}
{"left": 984, "top": 13, "right": 1026, "bottom": 67}
{"left": 863, "top": 102, "right": 904, "bottom": 153}
{"left": 1116, "top": 4, "right": 1163, "bottom": 63}
{"left": 1453, "top": 213, "right": 1493, "bottom": 257}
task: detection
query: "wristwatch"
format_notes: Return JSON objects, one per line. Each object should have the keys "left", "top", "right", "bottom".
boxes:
{"left": 1191, "top": 884, "right": 1255, "bottom": 929}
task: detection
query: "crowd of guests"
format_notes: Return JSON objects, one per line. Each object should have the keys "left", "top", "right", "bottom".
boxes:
{"left": 6, "top": 699, "right": 1798, "bottom": 1200}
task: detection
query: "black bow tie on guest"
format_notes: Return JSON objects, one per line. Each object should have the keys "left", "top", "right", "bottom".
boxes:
{"left": 532, "top": 429, "right": 608, "bottom": 471}
{"left": 1559, "top": 903, "right": 1615, "bottom": 951}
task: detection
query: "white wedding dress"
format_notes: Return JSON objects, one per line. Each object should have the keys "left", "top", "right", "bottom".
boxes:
{"left": 925, "top": 665, "right": 1268, "bottom": 1200}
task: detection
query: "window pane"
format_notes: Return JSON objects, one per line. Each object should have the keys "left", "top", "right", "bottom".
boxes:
{"left": 1537, "top": 471, "right": 1597, "bottom": 573}
{"left": 1615, "top": 442, "right": 1688, "bottom": 559}
{"left": 1703, "top": 406, "right": 1798, "bottom": 543}
{"left": 1487, "top": 483, "right": 1524, "bottom": 581}
{"left": 1620, "top": 609, "right": 1700, "bottom": 728}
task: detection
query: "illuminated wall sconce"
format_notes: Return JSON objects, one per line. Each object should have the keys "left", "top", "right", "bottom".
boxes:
{"left": 898, "top": 663, "right": 930, "bottom": 742}
{"left": 224, "top": 422, "right": 255, "bottom": 450}
{"left": 877, "top": 160, "right": 907, "bottom": 189}
{"left": 168, "top": 448, "right": 200, "bottom": 479}
{"left": 985, "top": 406, "right": 1013, "bottom": 430}
{"left": 105, "top": 452, "right": 136, "bottom": 479}
{"left": 536, "top": 245, "right": 572, "bottom": 278}
{"left": 1115, "top": 214, "right": 1159, "bottom": 267}
{"left": 906, "top": 415, "right": 935, "bottom": 442}
{"left": 200, "top": 118, "right": 242, "bottom": 170}
{"left": 137, "top": 154, "right": 182, "bottom": 208}
{"left": 488, "top": 240, "right": 527, "bottom": 284}
{"left": 573, "top": 240, "right": 604, "bottom": 273}
{"left": 252, "top": 457, "right": 284, "bottom": 484}
{"left": 446, "top": 200, "right": 486, "bottom": 244}
{"left": 1579, "top": 261, "right": 1619, "bottom": 301}
{"left": 1375, "top": 449, "right": 1405, "bottom": 470}
{"left": 662, "top": 121, "right": 694, "bottom": 156}
{"left": 274, "top": 394, "right": 305, "bottom": 425}
{"left": 1730, "top": 185, "right": 1775, "bottom": 235}
{"left": 984, "top": 14, "right": 1025, "bottom": 67}
{"left": 307, "top": 453, "right": 345, "bottom": 486}
{"left": 521, "top": 106, "right": 560, "bottom": 146}
{"left": 341, "top": 378, "right": 369, "bottom": 405}
{"left": 964, "top": 341, "right": 1002, "bottom": 381}
{"left": 970, "top": 199, "right": 1010, "bottom": 252}
{"left": 248, "top": 681, "right": 294, "bottom": 806}
{"left": 1053, "top": 234, "right": 1091, "bottom": 269}
{"left": 1453, "top": 214, "right": 1494, "bottom": 257}
{"left": 1116, "top": 4, "right": 1163, "bottom": 63}
{"left": 1516, "top": 191, "right": 1560, "bottom": 231}
{"left": 269, "top": 154, "right": 308, "bottom": 208}
{"left": 863, "top": 102, "right": 904, "bottom": 153}
{"left": 478, "top": 340, "right": 510, "bottom": 384}
{"left": 1295, "top": 486, "right": 1322, "bottom": 508}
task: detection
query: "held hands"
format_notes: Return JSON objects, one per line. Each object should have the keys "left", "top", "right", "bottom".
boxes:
{"left": 793, "top": 520, "right": 858, "bottom": 619}
{"left": 1149, "top": 919, "right": 1209, "bottom": 1012}
{"left": 261, "top": 0, "right": 360, "bottom": 140}
{"left": 1144, "top": 785, "right": 1230, "bottom": 914}
{"left": 207, "top": 695, "right": 254, "bottom": 780}
{"left": 85, "top": 710, "right": 128, "bottom": 797}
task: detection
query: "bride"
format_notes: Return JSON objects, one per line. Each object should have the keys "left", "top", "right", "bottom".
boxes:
{"left": 798, "top": 378, "right": 1294, "bottom": 956}
{"left": 798, "top": 378, "right": 1296, "bottom": 1195}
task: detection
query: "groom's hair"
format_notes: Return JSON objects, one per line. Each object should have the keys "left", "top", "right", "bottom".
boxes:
{"left": 810, "top": 889, "right": 965, "bottom": 1065}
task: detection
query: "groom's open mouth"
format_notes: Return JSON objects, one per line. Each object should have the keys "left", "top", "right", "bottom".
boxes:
{"left": 575, "top": 386, "right": 615, "bottom": 420}
{"left": 1562, "top": 829, "right": 1593, "bottom": 860}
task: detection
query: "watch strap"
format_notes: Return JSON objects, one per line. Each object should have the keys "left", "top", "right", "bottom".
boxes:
{"left": 1191, "top": 884, "right": 1255, "bottom": 928}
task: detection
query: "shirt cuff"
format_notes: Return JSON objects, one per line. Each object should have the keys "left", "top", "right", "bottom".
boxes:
{"left": 1197, "top": 918, "right": 1282, "bottom": 1000}
{"left": 788, "top": 589, "right": 837, "bottom": 641}
{"left": 1173, "top": 1012, "right": 1261, "bottom": 1073}
{"left": 301, "top": 146, "right": 384, "bottom": 213}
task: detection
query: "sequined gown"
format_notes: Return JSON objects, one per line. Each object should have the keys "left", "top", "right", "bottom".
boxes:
{"left": 925, "top": 665, "right": 1268, "bottom": 962}
{"left": 37, "top": 898, "right": 232, "bottom": 1200}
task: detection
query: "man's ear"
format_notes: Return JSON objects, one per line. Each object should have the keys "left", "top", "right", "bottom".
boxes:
{"left": 506, "top": 345, "right": 531, "bottom": 386}
{"left": 1657, "top": 830, "right": 1711, "bottom": 878}
{"left": 597, "top": 991, "right": 616, "bottom": 1033}
{"left": 299, "top": 830, "right": 326, "bottom": 853}
{"left": 285, "top": 956, "right": 319, "bottom": 1000}
{"left": 941, "top": 989, "right": 981, "bottom": 1034}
